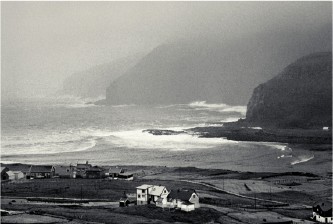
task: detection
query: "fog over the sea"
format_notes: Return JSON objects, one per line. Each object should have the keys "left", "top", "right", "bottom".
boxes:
{"left": 2, "top": 1, "right": 332, "bottom": 100}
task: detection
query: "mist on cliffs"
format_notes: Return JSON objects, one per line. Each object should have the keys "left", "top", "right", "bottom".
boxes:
{"left": 2, "top": 1, "right": 332, "bottom": 101}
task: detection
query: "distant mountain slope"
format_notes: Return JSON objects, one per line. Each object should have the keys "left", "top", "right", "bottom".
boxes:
{"left": 62, "top": 54, "right": 143, "bottom": 98}
{"left": 105, "top": 25, "right": 331, "bottom": 105}
{"left": 246, "top": 52, "right": 332, "bottom": 128}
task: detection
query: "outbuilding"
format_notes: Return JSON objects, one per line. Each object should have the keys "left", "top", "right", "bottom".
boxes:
{"left": 119, "top": 198, "right": 130, "bottom": 207}
{"left": 28, "top": 165, "right": 55, "bottom": 179}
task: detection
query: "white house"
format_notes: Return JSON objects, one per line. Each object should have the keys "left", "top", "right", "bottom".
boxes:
{"left": 167, "top": 189, "right": 200, "bottom": 210}
{"left": 136, "top": 184, "right": 153, "bottom": 205}
{"left": 136, "top": 185, "right": 169, "bottom": 205}
{"left": 312, "top": 201, "right": 333, "bottom": 223}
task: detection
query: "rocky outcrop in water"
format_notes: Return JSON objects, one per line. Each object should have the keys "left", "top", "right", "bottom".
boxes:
{"left": 246, "top": 52, "right": 332, "bottom": 129}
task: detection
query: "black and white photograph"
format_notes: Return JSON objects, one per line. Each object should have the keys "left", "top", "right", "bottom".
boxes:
{"left": 1, "top": 1, "right": 332, "bottom": 223}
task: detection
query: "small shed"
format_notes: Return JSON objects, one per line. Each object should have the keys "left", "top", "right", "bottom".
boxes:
{"left": 180, "top": 201, "right": 195, "bottom": 212}
{"left": 119, "top": 198, "right": 130, "bottom": 207}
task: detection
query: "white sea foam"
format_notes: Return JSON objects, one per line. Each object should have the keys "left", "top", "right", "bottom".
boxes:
{"left": 108, "top": 128, "right": 238, "bottom": 151}
{"left": 1, "top": 127, "right": 113, "bottom": 155}
{"left": 264, "top": 143, "right": 292, "bottom": 152}
{"left": 111, "top": 104, "right": 136, "bottom": 108}
{"left": 188, "top": 101, "right": 247, "bottom": 115}
{"left": 291, "top": 155, "right": 315, "bottom": 165}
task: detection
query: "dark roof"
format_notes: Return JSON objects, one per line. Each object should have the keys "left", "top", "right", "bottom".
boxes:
{"left": 181, "top": 201, "right": 194, "bottom": 205}
{"left": 86, "top": 167, "right": 102, "bottom": 172}
{"left": 30, "top": 165, "right": 54, "bottom": 173}
{"left": 77, "top": 163, "right": 92, "bottom": 169}
{"left": 168, "top": 189, "right": 196, "bottom": 201}
{"left": 109, "top": 167, "right": 123, "bottom": 174}
{"left": 313, "top": 201, "right": 332, "bottom": 217}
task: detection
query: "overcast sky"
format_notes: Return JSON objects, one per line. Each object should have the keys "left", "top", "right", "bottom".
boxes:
{"left": 2, "top": 1, "right": 332, "bottom": 99}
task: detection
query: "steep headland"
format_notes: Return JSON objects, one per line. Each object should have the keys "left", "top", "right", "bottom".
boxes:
{"left": 144, "top": 52, "right": 332, "bottom": 144}
{"left": 246, "top": 52, "right": 332, "bottom": 129}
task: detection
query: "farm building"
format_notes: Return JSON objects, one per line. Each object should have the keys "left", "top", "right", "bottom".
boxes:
{"left": 119, "top": 197, "right": 130, "bottom": 207}
{"left": 76, "top": 161, "right": 92, "bottom": 178}
{"left": 28, "top": 165, "right": 55, "bottom": 179}
{"left": 136, "top": 184, "right": 169, "bottom": 205}
{"left": 86, "top": 167, "right": 103, "bottom": 179}
{"left": 109, "top": 167, "right": 124, "bottom": 178}
{"left": 118, "top": 172, "right": 134, "bottom": 180}
{"left": 167, "top": 189, "right": 200, "bottom": 209}
{"left": 54, "top": 165, "right": 76, "bottom": 178}
{"left": 312, "top": 201, "right": 333, "bottom": 223}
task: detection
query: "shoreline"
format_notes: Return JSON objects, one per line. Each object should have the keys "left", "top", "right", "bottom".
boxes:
{"left": 145, "top": 125, "right": 332, "bottom": 145}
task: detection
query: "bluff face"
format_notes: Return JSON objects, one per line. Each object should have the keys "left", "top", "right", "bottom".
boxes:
{"left": 246, "top": 52, "right": 332, "bottom": 128}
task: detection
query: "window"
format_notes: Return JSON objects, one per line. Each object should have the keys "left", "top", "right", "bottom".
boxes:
{"left": 66, "top": 169, "right": 69, "bottom": 172}
{"left": 193, "top": 195, "right": 196, "bottom": 198}
{"left": 142, "top": 189, "right": 145, "bottom": 193}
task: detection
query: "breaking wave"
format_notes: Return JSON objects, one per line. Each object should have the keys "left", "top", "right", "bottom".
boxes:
{"left": 188, "top": 101, "right": 247, "bottom": 115}
{"left": 107, "top": 128, "right": 238, "bottom": 151}
{"left": 291, "top": 155, "right": 315, "bottom": 165}
{"left": 1, "top": 128, "right": 113, "bottom": 155}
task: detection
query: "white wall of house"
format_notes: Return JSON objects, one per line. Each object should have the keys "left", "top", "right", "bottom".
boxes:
{"left": 136, "top": 187, "right": 150, "bottom": 205}
{"left": 313, "top": 213, "right": 333, "bottom": 223}
{"left": 181, "top": 204, "right": 195, "bottom": 212}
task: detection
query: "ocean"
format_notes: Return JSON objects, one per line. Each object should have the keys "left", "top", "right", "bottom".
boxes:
{"left": 1, "top": 96, "right": 316, "bottom": 173}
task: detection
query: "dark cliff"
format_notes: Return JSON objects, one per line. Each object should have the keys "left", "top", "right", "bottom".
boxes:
{"left": 246, "top": 52, "right": 332, "bottom": 128}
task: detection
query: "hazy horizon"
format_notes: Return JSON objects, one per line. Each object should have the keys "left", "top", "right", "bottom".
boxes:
{"left": 2, "top": 1, "right": 332, "bottom": 101}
